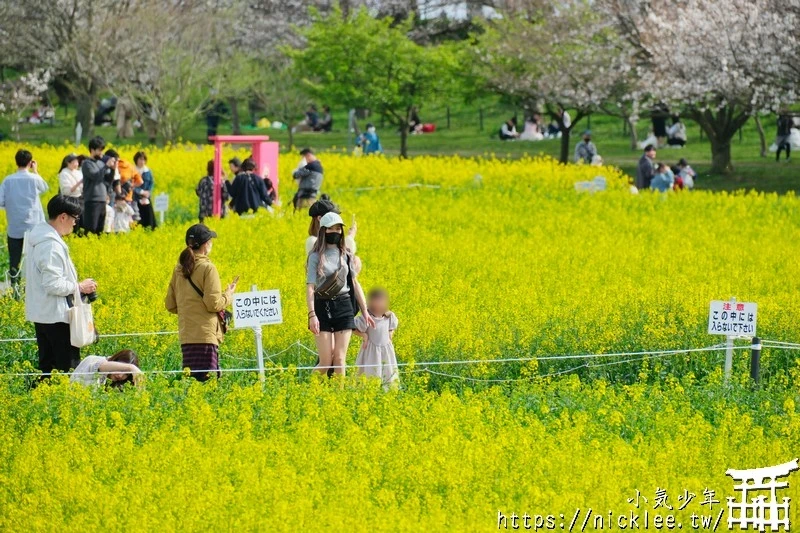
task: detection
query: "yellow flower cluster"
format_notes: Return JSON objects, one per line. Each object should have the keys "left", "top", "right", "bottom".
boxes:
{"left": 0, "top": 143, "right": 799, "bottom": 529}
{"left": 1, "top": 143, "right": 797, "bottom": 380}
{"left": 0, "top": 374, "right": 797, "bottom": 530}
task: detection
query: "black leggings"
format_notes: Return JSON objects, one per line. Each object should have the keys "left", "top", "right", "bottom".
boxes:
{"left": 777, "top": 142, "right": 791, "bottom": 161}
{"left": 6, "top": 236, "right": 23, "bottom": 283}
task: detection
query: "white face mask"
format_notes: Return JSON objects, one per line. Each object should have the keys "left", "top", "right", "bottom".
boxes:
{"left": 367, "top": 127, "right": 376, "bottom": 134}
{"left": 206, "top": 241, "right": 213, "bottom": 255}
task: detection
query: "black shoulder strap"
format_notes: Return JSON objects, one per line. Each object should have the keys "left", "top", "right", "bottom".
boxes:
{"left": 186, "top": 275, "right": 204, "bottom": 299}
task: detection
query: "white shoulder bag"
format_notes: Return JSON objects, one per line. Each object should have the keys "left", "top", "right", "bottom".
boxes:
{"left": 67, "top": 265, "right": 96, "bottom": 348}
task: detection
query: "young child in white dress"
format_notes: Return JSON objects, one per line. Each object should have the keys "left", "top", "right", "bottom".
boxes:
{"left": 354, "top": 288, "right": 399, "bottom": 388}
{"left": 112, "top": 193, "right": 134, "bottom": 233}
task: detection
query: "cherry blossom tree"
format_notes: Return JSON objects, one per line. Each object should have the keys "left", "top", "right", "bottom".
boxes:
{"left": 474, "top": 1, "right": 640, "bottom": 163}
{"left": 0, "top": 70, "right": 51, "bottom": 141}
{"left": 601, "top": 0, "right": 798, "bottom": 174}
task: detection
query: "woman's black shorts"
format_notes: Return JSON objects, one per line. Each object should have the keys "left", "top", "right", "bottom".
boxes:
{"left": 315, "top": 294, "right": 356, "bottom": 333}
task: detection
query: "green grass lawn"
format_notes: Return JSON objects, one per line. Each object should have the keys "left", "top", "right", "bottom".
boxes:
{"left": 2, "top": 103, "right": 797, "bottom": 194}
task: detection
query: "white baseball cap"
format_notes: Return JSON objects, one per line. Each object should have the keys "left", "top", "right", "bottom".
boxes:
{"left": 319, "top": 212, "right": 345, "bottom": 228}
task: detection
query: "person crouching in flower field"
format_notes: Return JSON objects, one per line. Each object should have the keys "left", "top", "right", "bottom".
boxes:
{"left": 70, "top": 349, "right": 143, "bottom": 388}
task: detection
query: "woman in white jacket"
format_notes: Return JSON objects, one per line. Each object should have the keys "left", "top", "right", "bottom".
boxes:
{"left": 57, "top": 154, "right": 83, "bottom": 199}
{"left": 24, "top": 195, "right": 97, "bottom": 375}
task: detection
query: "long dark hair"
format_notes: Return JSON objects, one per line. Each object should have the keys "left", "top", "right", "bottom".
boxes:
{"left": 179, "top": 247, "right": 196, "bottom": 278}
{"left": 309, "top": 224, "right": 346, "bottom": 279}
{"left": 107, "top": 349, "right": 139, "bottom": 389}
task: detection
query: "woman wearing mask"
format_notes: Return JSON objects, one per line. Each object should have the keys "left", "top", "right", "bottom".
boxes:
{"left": 166, "top": 224, "right": 237, "bottom": 381}
{"left": 133, "top": 151, "right": 157, "bottom": 229}
{"left": 306, "top": 213, "right": 373, "bottom": 376}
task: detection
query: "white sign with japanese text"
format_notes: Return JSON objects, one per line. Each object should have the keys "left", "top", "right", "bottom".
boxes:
{"left": 234, "top": 290, "right": 283, "bottom": 328}
{"left": 708, "top": 300, "right": 757, "bottom": 336}
{"left": 154, "top": 193, "right": 169, "bottom": 213}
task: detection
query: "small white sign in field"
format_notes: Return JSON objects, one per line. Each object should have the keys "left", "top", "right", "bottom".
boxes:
{"left": 154, "top": 193, "right": 169, "bottom": 212}
{"left": 233, "top": 290, "right": 283, "bottom": 328}
{"left": 708, "top": 300, "right": 757, "bottom": 336}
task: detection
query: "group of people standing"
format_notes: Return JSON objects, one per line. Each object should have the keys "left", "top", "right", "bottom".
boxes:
{"left": 167, "top": 195, "right": 400, "bottom": 387}
{"left": 56, "top": 137, "right": 157, "bottom": 235}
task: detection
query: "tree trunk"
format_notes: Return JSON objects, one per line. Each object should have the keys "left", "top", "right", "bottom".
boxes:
{"left": 754, "top": 116, "right": 767, "bottom": 157}
{"left": 286, "top": 121, "right": 294, "bottom": 151}
{"left": 400, "top": 126, "right": 409, "bottom": 158}
{"left": 710, "top": 138, "right": 733, "bottom": 174}
{"left": 229, "top": 98, "right": 241, "bottom": 135}
{"left": 75, "top": 92, "right": 95, "bottom": 139}
{"left": 559, "top": 128, "right": 571, "bottom": 164}
{"left": 628, "top": 118, "right": 639, "bottom": 151}
{"left": 692, "top": 106, "right": 750, "bottom": 175}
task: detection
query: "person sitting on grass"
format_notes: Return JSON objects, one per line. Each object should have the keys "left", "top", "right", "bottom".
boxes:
{"left": 357, "top": 124, "right": 383, "bottom": 155}
{"left": 674, "top": 158, "right": 696, "bottom": 189}
{"left": 499, "top": 118, "right": 519, "bottom": 141}
{"left": 314, "top": 106, "right": 333, "bottom": 132}
{"left": 574, "top": 130, "right": 597, "bottom": 164}
{"left": 70, "top": 349, "right": 143, "bottom": 388}
{"left": 666, "top": 116, "right": 687, "bottom": 147}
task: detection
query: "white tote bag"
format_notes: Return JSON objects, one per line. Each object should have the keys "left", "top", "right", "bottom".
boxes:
{"left": 68, "top": 285, "right": 96, "bottom": 348}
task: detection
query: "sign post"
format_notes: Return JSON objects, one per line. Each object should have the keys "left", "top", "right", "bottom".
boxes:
{"left": 154, "top": 193, "right": 169, "bottom": 225}
{"left": 233, "top": 285, "right": 283, "bottom": 385}
{"left": 708, "top": 297, "right": 758, "bottom": 382}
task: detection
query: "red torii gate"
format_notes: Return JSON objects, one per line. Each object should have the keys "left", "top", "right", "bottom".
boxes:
{"left": 208, "top": 135, "right": 280, "bottom": 216}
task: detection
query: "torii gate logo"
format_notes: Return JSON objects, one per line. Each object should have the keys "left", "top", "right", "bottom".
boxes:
{"left": 726, "top": 458, "right": 798, "bottom": 531}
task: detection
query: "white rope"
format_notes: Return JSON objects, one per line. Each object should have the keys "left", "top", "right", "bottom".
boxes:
{"left": 0, "top": 327, "right": 270, "bottom": 344}
{"left": 0, "top": 343, "right": 737, "bottom": 378}
{"left": 332, "top": 183, "right": 443, "bottom": 193}
{"left": 419, "top": 352, "right": 683, "bottom": 383}
{"left": 224, "top": 341, "right": 303, "bottom": 362}
{"left": 761, "top": 339, "right": 800, "bottom": 348}
{"left": 0, "top": 330, "right": 180, "bottom": 343}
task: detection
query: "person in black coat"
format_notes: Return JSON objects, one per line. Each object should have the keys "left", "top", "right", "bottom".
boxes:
{"left": 228, "top": 158, "right": 271, "bottom": 215}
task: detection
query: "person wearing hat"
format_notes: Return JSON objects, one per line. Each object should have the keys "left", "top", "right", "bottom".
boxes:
{"left": 306, "top": 212, "right": 373, "bottom": 376}
{"left": 165, "top": 224, "right": 237, "bottom": 382}
{"left": 306, "top": 195, "right": 357, "bottom": 256}
{"left": 58, "top": 153, "right": 84, "bottom": 199}
{"left": 574, "top": 130, "right": 597, "bottom": 164}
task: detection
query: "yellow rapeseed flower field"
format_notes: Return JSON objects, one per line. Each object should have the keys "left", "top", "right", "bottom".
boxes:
{"left": 0, "top": 143, "right": 798, "bottom": 530}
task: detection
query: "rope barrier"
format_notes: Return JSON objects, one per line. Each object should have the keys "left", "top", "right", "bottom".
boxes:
{"left": 0, "top": 343, "right": 739, "bottom": 378}
{"left": 331, "top": 183, "right": 444, "bottom": 193}
{"left": 0, "top": 327, "right": 276, "bottom": 344}
{"left": 418, "top": 351, "right": 691, "bottom": 383}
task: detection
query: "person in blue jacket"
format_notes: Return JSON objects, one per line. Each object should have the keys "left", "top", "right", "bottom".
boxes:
{"left": 357, "top": 124, "right": 383, "bottom": 155}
